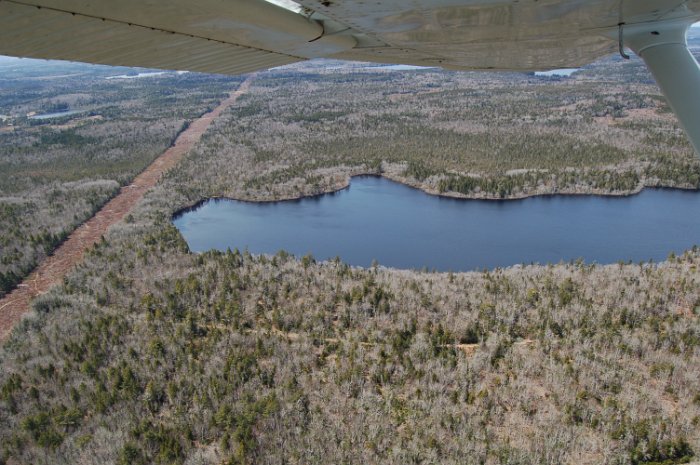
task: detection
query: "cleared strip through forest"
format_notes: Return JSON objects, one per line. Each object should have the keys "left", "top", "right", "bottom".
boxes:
{"left": 0, "top": 75, "right": 255, "bottom": 342}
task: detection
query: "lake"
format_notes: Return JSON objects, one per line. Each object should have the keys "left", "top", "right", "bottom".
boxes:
{"left": 173, "top": 176, "right": 700, "bottom": 271}
{"left": 106, "top": 72, "right": 167, "bottom": 80}
{"left": 29, "top": 110, "right": 81, "bottom": 120}
{"left": 534, "top": 68, "right": 579, "bottom": 77}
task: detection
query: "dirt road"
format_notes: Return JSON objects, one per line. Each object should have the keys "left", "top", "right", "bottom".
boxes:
{"left": 0, "top": 75, "right": 254, "bottom": 342}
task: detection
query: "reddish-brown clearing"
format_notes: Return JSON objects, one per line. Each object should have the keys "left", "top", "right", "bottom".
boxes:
{"left": 0, "top": 76, "right": 255, "bottom": 342}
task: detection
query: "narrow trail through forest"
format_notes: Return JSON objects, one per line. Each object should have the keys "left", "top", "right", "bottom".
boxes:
{"left": 0, "top": 75, "right": 255, "bottom": 342}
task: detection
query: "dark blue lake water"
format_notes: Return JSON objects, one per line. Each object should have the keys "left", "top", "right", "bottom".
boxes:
{"left": 173, "top": 176, "right": 700, "bottom": 271}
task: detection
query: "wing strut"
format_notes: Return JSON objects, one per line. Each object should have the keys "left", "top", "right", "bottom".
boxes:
{"left": 618, "top": 23, "right": 630, "bottom": 60}
{"left": 623, "top": 20, "right": 700, "bottom": 156}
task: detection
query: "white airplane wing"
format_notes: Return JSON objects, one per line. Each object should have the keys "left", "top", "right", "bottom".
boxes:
{"left": 1, "top": 0, "right": 700, "bottom": 151}
{"left": 0, "top": 0, "right": 356, "bottom": 74}
{"left": 0, "top": 0, "right": 698, "bottom": 72}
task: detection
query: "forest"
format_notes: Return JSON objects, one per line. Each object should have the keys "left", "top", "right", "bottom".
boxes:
{"left": 1, "top": 154, "right": 699, "bottom": 464}
{"left": 170, "top": 54, "right": 700, "bottom": 203}
{"left": 0, "top": 51, "right": 700, "bottom": 464}
{"left": 0, "top": 59, "right": 242, "bottom": 297}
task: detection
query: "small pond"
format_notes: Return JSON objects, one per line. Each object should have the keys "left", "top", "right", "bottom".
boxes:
{"left": 30, "top": 110, "right": 81, "bottom": 120}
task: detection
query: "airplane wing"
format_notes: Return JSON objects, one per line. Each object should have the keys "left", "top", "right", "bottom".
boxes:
{"left": 0, "top": 0, "right": 698, "bottom": 73}
{"left": 0, "top": 0, "right": 357, "bottom": 74}
{"left": 1, "top": 0, "right": 700, "bottom": 151}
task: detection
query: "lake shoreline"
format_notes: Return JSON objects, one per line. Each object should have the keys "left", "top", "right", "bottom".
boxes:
{"left": 173, "top": 176, "right": 700, "bottom": 271}
{"left": 171, "top": 172, "right": 700, "bottom": 219}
